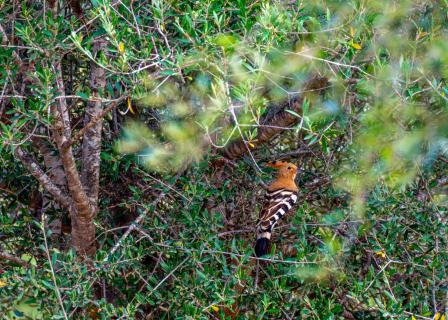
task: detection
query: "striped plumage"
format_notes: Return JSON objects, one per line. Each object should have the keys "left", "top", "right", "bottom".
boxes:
{"left": 255, "top": 160, "right": 298, "bottom": 257}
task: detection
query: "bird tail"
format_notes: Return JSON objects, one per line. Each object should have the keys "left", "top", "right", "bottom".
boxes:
{"left": 254, "top": 228, "right": 271, "bottom": 257}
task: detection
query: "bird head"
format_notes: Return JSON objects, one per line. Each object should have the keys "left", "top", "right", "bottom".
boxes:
{"left": 266, "top": 160, "right": 298, "bottom": 180}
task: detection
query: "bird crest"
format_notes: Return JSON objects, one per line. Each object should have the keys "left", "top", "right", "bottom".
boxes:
{"left": 266, "top": 160, "right": 298, "bottom": 187}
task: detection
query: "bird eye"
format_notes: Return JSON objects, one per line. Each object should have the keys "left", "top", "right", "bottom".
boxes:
{"left": 272, "top": 161, "right": 276, "bottom": 164}
{"left": 287, "top": 166, "right": 291, "bottom": 170}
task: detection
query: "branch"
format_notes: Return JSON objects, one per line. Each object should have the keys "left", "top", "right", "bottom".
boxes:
{"left": 63, "top": 98, "right": 123, "bottom": 149}
{"left": 0, "top": 251, "right": 30, "bottom": 267}
{"left": 221, "top": 75, "right": 330, "bottom": 160}
{"left": 81, "top": 38, "right": 107, "bottom": 205}
{"left": 0, "top": 183, "right": 16, "bottom": 197}
{"left": 40, "top": 215, "right": 69, "bottom": 319}
{"left": 52, "top": 61, "right": 98, "bottom": 255}
{"left": 104, "top": 179, "right": 177, "bottom": 261}
{"left": 52, "top": 62, "right": 73, "bottom": 141}
{"left": 0, "top": 23, "right": 22, "bottom": 64}
{"left": 14, "top": 146, "right": 72, "bottom": 209}
{"left": 32, "top": 136, "right": 68, "bottom": 191}
{"left": 52, "top": 61, "right": 93, "bottom": 218}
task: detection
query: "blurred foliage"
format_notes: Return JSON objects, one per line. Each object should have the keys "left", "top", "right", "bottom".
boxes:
{"left": 0, "top": 0, "right": 447, "bottom": 319}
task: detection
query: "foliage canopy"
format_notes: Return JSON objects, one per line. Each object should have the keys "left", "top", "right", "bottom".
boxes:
{"left": 0, "top": 0, "right": 447, "bottom": 319}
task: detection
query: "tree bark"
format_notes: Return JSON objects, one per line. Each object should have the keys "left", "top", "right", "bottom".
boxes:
{"left": 81, "top": 38, "right": 107, "bottom": 209}
{"left": 53, "top": 61, "right": 96, "bottom": 255}
{"left": 14, "top": 146, "right": 72, "bottom": 209}
{"left": 33, "top": 136, "right": 70, "bottom": 238}
{"left": 32, "top": 137, "right": 68, "bottom": 193}
{"left": 6, "top": 4, "right": 105, "bottom": 256}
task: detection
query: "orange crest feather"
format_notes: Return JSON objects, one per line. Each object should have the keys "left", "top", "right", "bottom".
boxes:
{"left": 266, "top": 160, "right": 298, "bottom": 186}
{"left": 266, "top": 160, "right": 296, "bottom": 169}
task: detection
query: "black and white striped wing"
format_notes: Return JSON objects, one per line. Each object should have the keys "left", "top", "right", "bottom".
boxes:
{"left": 257, "top": 189, "right": 298, "bottom": 239}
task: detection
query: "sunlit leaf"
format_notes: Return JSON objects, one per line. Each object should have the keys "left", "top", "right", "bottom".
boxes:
{"left": 351, "top": 42, "right": 362, "bottom": 50}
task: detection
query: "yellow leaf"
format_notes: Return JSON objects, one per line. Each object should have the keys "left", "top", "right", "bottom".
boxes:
{"left": 434, "top": 313, "right": 441, "bottom": 320}
{"left": 350, "top": 27, "right": 355, "bottom": 37}
{"left": 128, "top": 97, "right": 135, "bottom": 114}
{"left": 118, "top": 42, "right": 125, "bottom": 54}
{"left": 351, "top": 42, "right": 362, "bottom": 50}
{"left": 440, "top": 315, "right": 445, "bottom": 320}
{"left": 248, "top": 142, "right": 255, "bottom": 148}
{"left": 411, "top": 316, "right": 416, "bottom": 320}
{"left": 375, "top": 250, "right": 386, "bottom": 258}
{"left": 0, "top": 279, "right": 7, "bottom": 288}
{"left": 416, "top": 31, "right": 429, "bottom": 40}
{"left": 211, "top": 305, "right": 219, "bottom": 312}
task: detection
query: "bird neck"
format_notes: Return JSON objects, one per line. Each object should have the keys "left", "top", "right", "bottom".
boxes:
{"left": 268, "top": 176, "right": 298, "bottom": 192}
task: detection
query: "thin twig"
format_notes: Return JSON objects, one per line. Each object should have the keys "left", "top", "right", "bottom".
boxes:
{"left": 146, "top": 257, "right": 189, "bottom": 298}
{"left": 63, "top": 97, "right": 126, "bottom": 149}
{"left": 254, "top": 259, "right": 259, "bottom": 290}
{"left": 151, "top": 241, "right": 321, "bottom": 265}
{"left": 104, "top": 208, "right": 150, "bottom": 260}
{"left": 41, "top": 215, "right": 69, "bottom": 320}
{"left": 402, "top": 311, "right": 432, "bottom": 320}
{"left": 136, "top": 167, "right": 191, "bottom": 203}
{"left": 228, "top": 104, "right": 263, "bottom": 173}
{"left": 289, "top": 51, "right": 375, "bottom": 78}
{"left": 217, "top": 228, "right": 254, "bottom": 238}
{"left": 104, "top": 190, "right": 167, "bottom": 261}
{"left": 0, "top": 23, "right": 22, "bottom": 64}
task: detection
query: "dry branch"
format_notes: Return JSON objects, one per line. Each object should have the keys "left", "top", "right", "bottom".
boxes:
{"left": 222, "top": 75, "right": 330, "bottom": 160}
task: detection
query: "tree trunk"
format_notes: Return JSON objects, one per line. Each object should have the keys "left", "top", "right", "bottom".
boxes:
{"left": 33, "top": 136, "right": 70, "bottom": 240}
{"left": 81, "top": 38, "right": 107, "bottom": 209}
{"left": 53, "top": 61, "right": 97, "bottom": 255}
{"left": 6, "top": 5, "right": 107, "bottom": 257}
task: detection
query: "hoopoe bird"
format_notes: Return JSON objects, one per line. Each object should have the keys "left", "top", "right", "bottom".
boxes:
{"left": 255, "top": 160, "right": 298, "bottom": 257}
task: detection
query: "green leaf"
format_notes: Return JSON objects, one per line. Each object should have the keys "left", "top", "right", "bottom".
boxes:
{"left": 76, "top": 91, "right": 90, "bottom": 100}
{"left": 285, "top": 109, "right": 301, "bottom": 118}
